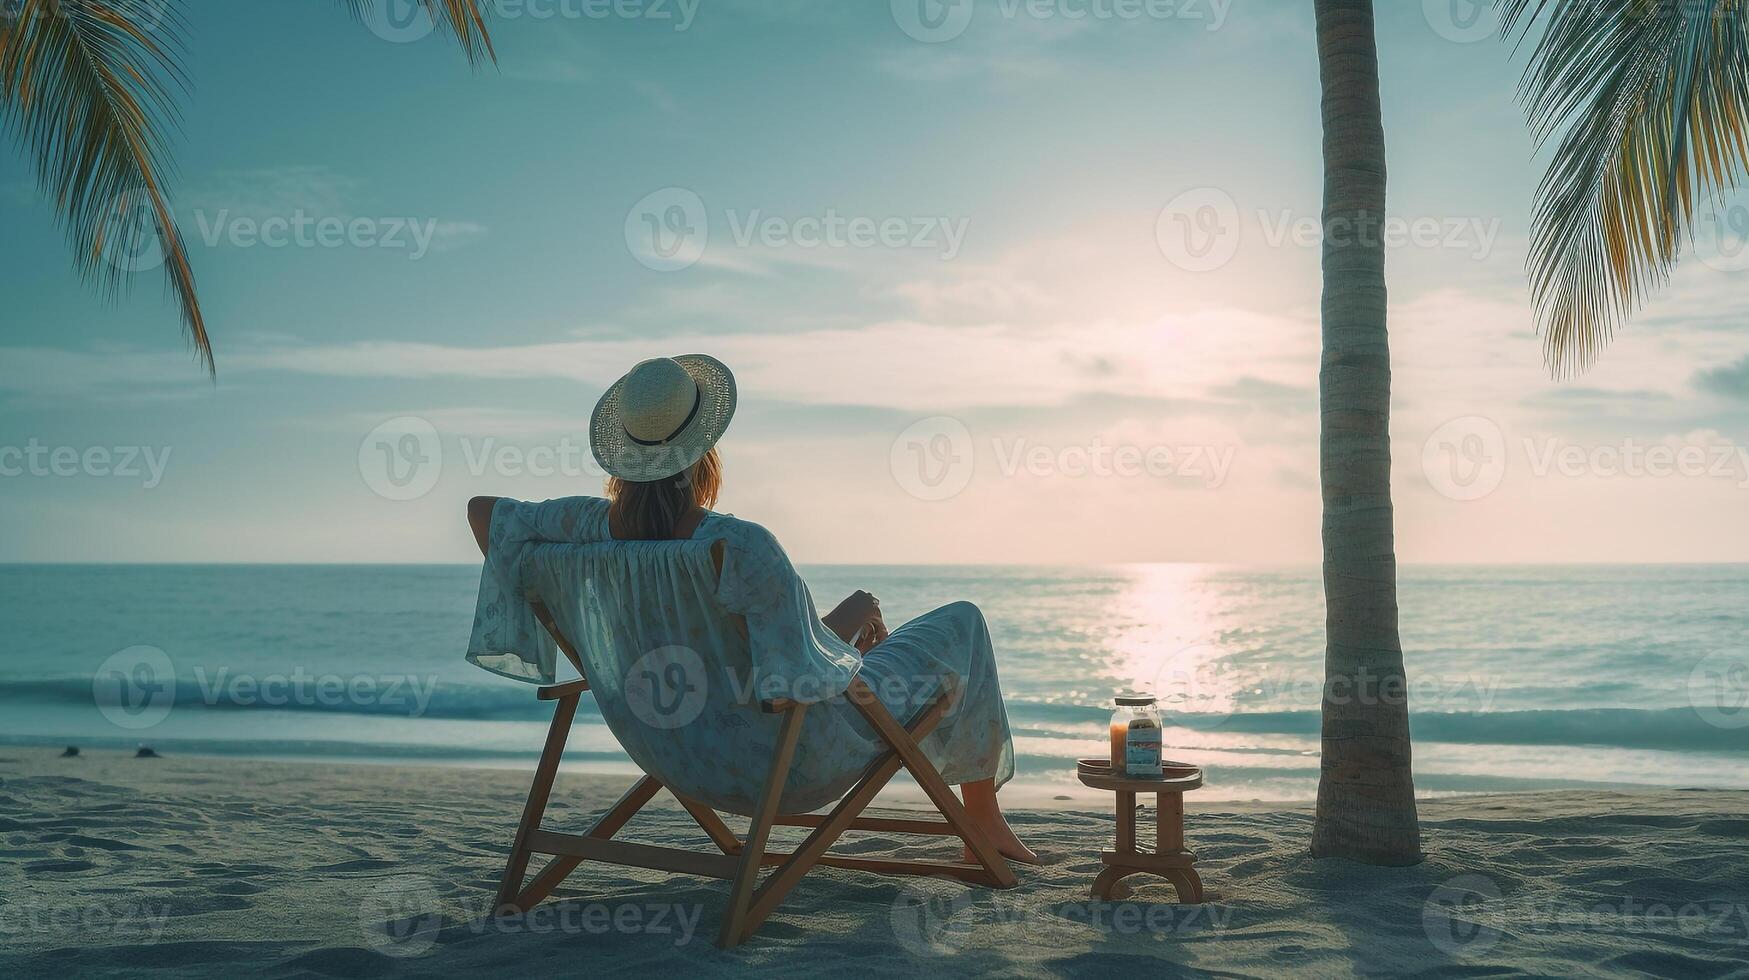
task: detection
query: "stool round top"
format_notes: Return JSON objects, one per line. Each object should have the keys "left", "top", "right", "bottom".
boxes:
{"left": 1076, "top": 758, "right": 1203, "bottom": 793}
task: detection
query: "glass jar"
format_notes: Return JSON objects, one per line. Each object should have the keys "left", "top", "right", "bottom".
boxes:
{"left": 1109, "top": 694, "right": 1163, "bottom": 777}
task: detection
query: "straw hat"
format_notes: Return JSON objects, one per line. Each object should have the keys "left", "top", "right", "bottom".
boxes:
{"left": 590, "top": 355, "right": 737, "bottom": 482}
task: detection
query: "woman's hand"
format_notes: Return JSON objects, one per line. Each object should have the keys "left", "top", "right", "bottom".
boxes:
{"left": 856, "top": 607, "right": 890, "bottom": 654}
{"left": 468, "top": 496, "right": 501, "bottom": 557}
{"left": 824, "top": 590, "right": 884, "bottom": 649}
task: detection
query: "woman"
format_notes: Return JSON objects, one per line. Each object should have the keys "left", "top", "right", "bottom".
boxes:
{"left": 468, "top": 354, "right": 1036, "bottom": 864}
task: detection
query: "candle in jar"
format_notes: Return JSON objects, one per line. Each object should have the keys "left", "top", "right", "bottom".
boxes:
{"left": 1109, "top": 694, "right": 1163, "bottom": 775}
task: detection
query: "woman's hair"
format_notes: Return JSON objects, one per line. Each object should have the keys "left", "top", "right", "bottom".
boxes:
{"left": 605, "top": 449, "right": 722, "bottom": 540}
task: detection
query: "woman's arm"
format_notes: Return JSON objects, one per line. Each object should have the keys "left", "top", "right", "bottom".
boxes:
{"left": 467, "top": 496, "right": 500, "bottom": 557}
{"left": 822, "top": 590, "right": 887, "bottom": 652}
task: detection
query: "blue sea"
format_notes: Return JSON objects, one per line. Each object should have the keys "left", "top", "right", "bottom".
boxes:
{"left": 2, "top": 564, "right": 1746, "bottom": 803}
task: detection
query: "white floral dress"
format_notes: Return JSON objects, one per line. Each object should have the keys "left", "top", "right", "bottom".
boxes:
{"left": 466, "top": 497, "right": 1014, "bottom": 815}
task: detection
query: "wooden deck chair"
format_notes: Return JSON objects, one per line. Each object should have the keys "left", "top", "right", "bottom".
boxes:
{"left": 494, "top": 587, "right": 1019, "bottom": 949}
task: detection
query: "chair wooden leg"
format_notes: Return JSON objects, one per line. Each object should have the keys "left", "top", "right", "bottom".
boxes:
{"left": 676, "top": 794, "right": 743, "bottom": 855}
{"left": 717, "top": 704, "right": 808, "bottom": 948}
{"left": 505, "top": 774, "right": 663, "bottom": 911}
{"left": 734, "top": 681, "right": 960, "bottom": 941}
{"left": 513, "top": 855, "right": 584, "bottom": 910}
{"left": 846, "top": 677, "right": 1018, "bottom": 888}
{"left": 497, "top": 693, "right": 580, "bottom": 910}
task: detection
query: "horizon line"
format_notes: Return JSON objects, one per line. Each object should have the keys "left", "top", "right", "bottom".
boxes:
{"left": 4, "top": 560, "right": 1749, "bottom": 568}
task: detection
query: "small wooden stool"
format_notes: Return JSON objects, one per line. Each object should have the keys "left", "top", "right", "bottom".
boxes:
{"left": 1076, "top": 759, "right": 1204, "bottom": 903}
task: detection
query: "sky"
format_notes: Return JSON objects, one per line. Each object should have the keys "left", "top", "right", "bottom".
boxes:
{"left": 3, "top": 0, "right": 1749, "bottom": 564}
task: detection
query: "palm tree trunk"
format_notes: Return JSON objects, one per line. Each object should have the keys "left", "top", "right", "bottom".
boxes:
{"left": 1310, "top": 0, "right": 1421, "bottom": 865}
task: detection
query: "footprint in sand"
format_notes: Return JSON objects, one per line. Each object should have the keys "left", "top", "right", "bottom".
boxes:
{"left": 25, "top": 858, "right": 96, "bottom": 874}
{"left": 309, "top": 858, "right": 398, "bottom": 874}
{"left": 191, "top": 862, "right": 277, "bottom": 876}
{"left": 64, "top": 833, "right": 147, "bottom": 851}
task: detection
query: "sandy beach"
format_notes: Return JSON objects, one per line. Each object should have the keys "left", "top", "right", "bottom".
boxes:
{"left": 2, "top": 749, "right": 1745, "bottom": 978}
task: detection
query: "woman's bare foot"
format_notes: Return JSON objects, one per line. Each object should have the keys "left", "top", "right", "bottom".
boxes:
{"left": 962, "top": 819, "right": 1041, "bottom": 865}
{"left": 958, "top": 778, "right": 1041, "bottom": 865}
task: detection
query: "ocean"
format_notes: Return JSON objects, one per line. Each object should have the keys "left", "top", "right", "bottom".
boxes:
{"left": 2, "top": 563, "right": 1745, "bottom": 804}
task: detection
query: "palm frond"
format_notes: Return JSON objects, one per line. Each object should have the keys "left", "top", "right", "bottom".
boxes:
{"left": 1502, "top": 0, "right": 1749, "bottom": 376}
{"left": 0, "top": 0, "right": 209, "bottom": 372}
{"left": 0, "top": 1, "right": 494, "bottom": 376}
{"left": 338, "top": 0, "right": 496, "bottom": 63}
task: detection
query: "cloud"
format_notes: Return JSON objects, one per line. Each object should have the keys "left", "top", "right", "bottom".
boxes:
{"left": 0, "top": 306, "right": 1315, "bottom": 415}
{"left": 631, "top": 80, "right": 684, "bottom": 117}
{"left": 179, "top": 166, "right": 360, "bottom": 222}
{"left": 890, "top": 271, "right": 1052, "bottom": 322}
{"left": 225, "top": 317, "right": 1235, "bottom": 411}
{"left": 871, "top": 0, "right": 1248, "bottom": 84}
{"left": 166, "top": 167, "right": 488, "bottom": 255}
{"left": 1696, "top": 356, "right": 1749, "bottom": 401}
{"left": 1536, "top": 387, "right": 1675, "bottom": 402}
{"left": 1209, "top": 376, "right": 1313, "bottom": 412}
{"left": 499, "top": 26, "right": 592, "bottom": 84}
{"left": 874, "top": 45, "right": 1063, "bottom": 83}
{"left": 872, "top": 0, "right": 1100, "bottom": 82}
{"left": 332, "top": 407, "right": 587, "bottom": 437}
{"left": 622, "top": 230, "right": 877, "bottom": 280}
{"left": 503, "top": 57, "right": 590, "bottom": 84}
{"left": 428, "top": 221, "right": 490, "bottom": 252}
{"left": 0, "top": 346, "right": 216, "bottom": 406}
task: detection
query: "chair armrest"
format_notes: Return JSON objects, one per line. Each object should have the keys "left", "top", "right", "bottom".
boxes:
{"left": 538, "top": 678, "right": 590, "bottom": 701}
